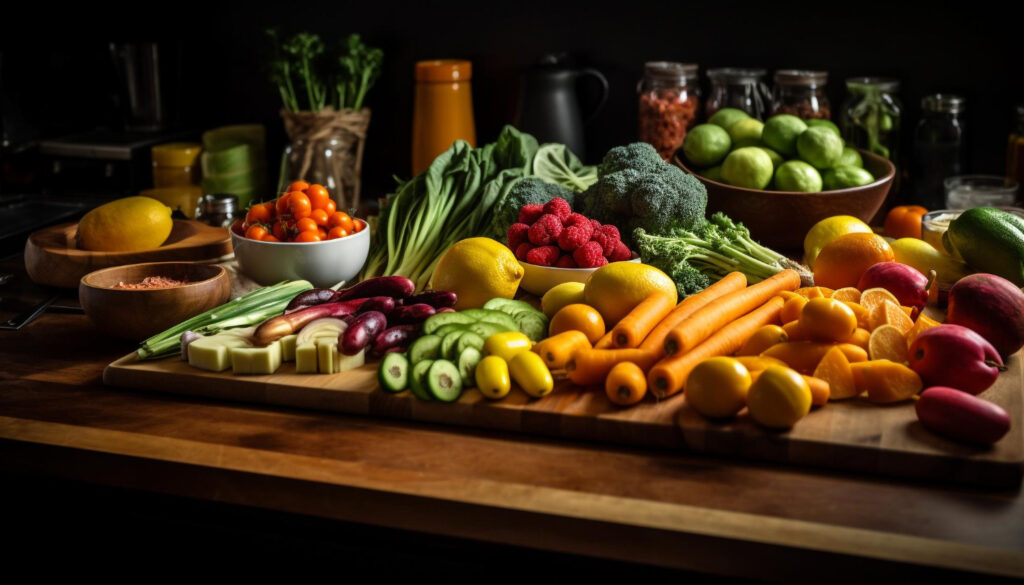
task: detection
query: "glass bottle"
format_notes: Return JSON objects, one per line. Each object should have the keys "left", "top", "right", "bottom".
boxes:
{"left": 911, "top": 94, "right": 966, "bottom": 210}
{"left": 840, "top": 78, "right": 901, "bottom": 161}
{"left": 771, "top": 70, "right": 830, "bottom": 119}
{"left": 705, "top": 68, "right": 772, "bottom": 120}
{"left": 637, "top": 62, "right": 700, "bottom": 160}
{"left": 1006, "top": 104, "right": 1024, "bottom": 185}
{"left": 411, "top": 60, "right": 476, "bottom": 176}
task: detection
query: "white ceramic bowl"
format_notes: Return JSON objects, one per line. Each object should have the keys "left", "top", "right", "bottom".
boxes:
{"left": 518, "top": 256, "right": 641, "bottom": 297}
{"left": 231, "top": 220, "right": 370, "bottom": 288}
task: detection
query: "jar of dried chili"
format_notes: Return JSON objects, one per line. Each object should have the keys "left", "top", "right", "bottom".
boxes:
{"left": 771, "top": 70, "right": 831, "bottom": 119}
{"left": 638, "top": 62, "right": 700, "bottom": 160}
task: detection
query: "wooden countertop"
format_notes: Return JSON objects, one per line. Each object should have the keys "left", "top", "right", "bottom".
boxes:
{"left": 2, "top": 290, "right": 1023, "bottom": 579}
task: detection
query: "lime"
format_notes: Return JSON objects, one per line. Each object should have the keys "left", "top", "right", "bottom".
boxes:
{"left": 838, "top": 146, "right": 863, "bottom": 168}
{"left": 805, "top": 118, "right": 841, "bottom": 137}
{"left": 774, "top": 160, "right": 823, "bottom": 192}
{"left": 708, "top": 107, "right": 751, "bottom": 130}
{"left": 700, "top": 165, "right": 724, "bottom": 182}
{"left": 822, "top": 166, "right": 875, "bottom": 190}
{"left": 721, "top": 147, "right": 774, "bottom": 190}
{"left": 683, "top": 124, "right": 732, "bottom": 167}
{"left": 761, "top": 114, "right": 807, "bottom": 157}
{"left": 756, "top": 146, "right": 784, "bottom": 169}
{"left": 796, "top": 127, "right": 844, "bottom": 169}
{"left": 728, "top": 118, "right": 764, "bottom": 149}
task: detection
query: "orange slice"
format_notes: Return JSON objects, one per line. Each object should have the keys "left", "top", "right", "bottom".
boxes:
{"left": 905, "top": 314, "right": 941, "bottom": 349}
{"left": 813, "top": 346, "right": 857, "bottom": 400}
{"left": 859, "top": 287, "right": 900, "bottom": 313}
{"left": 795, "top": 286, "right": 834, "bottom": 299}
{"left": 842, "top": 301, "right": 871, "bottom": 330}
{"left": 868, "top": 300, "right": 914, "bottom": 333}
{"left": 831, "top": 287, "right": 862, "bottom": 303}
{"left": 848, "top": 327, "right": 872, "bottom": 352}
{"left": 780, "top": 295, "right": 808, "bottom": 324}
{"left": 868, "top": 324, "right": 909, "bottom": 363}
{"left": 852, "top": 360, "right": 923, "bottom": 404}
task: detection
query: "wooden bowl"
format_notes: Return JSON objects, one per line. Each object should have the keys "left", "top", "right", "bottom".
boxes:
{"left": 79, "top": 262, "right": 231, "bottom": 342}
{"left": 674, "top": 149, "right": 896, "bottom": 251}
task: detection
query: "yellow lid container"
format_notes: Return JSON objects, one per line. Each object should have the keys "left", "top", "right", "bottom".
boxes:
{"left": 152, "top": 142, "right": 202, "bottom": 167}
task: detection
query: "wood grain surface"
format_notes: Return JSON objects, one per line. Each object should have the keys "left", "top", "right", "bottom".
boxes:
{"left": 104, "top": 349, "right": 1024, "bottom": 488}
{"left": 24, "top": 220, "right": 233, "bottom": 288}
{"left": 2, "top": 295, "right": 1024, "bottom": 578}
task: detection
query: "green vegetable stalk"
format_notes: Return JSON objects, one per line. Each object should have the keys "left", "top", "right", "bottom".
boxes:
{"left": 266, "top": 29, "right": 382, "bottom": 112}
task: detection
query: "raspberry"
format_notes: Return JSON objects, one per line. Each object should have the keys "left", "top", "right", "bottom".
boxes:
{"left": 573, "top": 241, "right": 606, "bottom": 268}
{"left": 597, "top": 224, "right": 621, "bottom": 244}
{"left": 507, "top": 223, "right": 530, "bottom": 250}
{"left": 591, "top": 231, "right": 616, "bottom": 256}
{"left": 518, "top": 204, "right": 545, "bottom": 225}
{"left": 554, "top": 254, "right": 578, "bottom": 268}
{"left": 514, "top": 242, "right": 534, "bottom": 261}
{"left": 590, "top": 219, "right": 602, "bottom": 231}
{"left": 609, "top": 241, "right": 633, "bottom": 262}
{"left": 526, "top": 245, "right": 561, "bottom": 267}
{"left": 528, "top": 214, "right": 563, "bottom": 246}
{"left": 542, "top": 197, "right": 572, "bottom": 222}
{"left": 557, "top": 225, "right": 591, "bottom": 251}
{"left": 562, "top": 213, "right": 594, "bottom": 240}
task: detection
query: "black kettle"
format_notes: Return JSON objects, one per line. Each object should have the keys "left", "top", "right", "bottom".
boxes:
{"left": 515, "top": 54, "right": 609, "bottom": 160}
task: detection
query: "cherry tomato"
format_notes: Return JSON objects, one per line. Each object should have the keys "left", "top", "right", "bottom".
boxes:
{"left": 305, "top": 184, "right": 330, "bottom": 210}
{"left": 296, "top": 217, "right": 318, "bottom": 233}
{"left": 289, "top": 192, "right": 312, "bottom": 219}
{"left": 246, "top": 203, "right": 270, "bottom": 225}
{"left": 352, "top": 218, "right": 364, "bottom": 232}
{"left": 245, "top": 225, "right": 268, "bottom": 241}
{"left": 276, "top": 193, "right": 292, "bottom": 216}
{"left": 310, "top": 208, "right": 329, "bottom": 227}
{"left": 327, "top": 226, "right": 349, "bottom": 239}
{"left": 230, "top": 218, "right": 246, "bottom": 236}
{"left": 261, "top": 234, "right": 280, "bottom": 242}
{"left": 317, "top": 227, "right": 328, "bottom": 240}
{"left": 324, "top": 199, "right": 336, "bottom": 215}
{"left": 287, "top": 181, "right": 310, "bottom": 192}
{"left": 294, "top": 230, "right": 321, "bottom": 242}
{"left": 328, "top": 211, "right": 354, "bottom": 232}
{"left": 272, "top": 220, "right": 292, "bottom": 241}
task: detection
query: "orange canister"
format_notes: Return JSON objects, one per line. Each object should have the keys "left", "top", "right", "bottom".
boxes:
{"left": 411, "top": 60, "right": 476, "bottom": 175}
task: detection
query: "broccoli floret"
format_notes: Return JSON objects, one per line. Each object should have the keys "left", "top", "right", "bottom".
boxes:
{"left": 489, "top": 177, "right": 574, "bottom": 239}
{"left": 597, "top": 142, "right": 665, "bottom": 176}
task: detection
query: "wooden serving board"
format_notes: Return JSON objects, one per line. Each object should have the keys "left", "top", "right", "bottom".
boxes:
{"left": 25, "top": 220, "right": 233, "bottom": 288}
{"left": 104, "top": 350, "right": 1024, "bottom": 487}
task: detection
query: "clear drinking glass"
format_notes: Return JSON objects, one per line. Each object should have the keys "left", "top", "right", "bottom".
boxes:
{"left": 943, "top": 175, "right": 1019, "bottom": 209}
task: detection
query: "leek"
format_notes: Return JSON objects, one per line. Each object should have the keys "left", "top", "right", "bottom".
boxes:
{"left": 136, "top": 280, "right": 313, "bottom": 360}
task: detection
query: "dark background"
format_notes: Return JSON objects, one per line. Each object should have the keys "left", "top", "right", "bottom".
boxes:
{"left": 1, "top": 1, "right": 1020, "bottom": 199}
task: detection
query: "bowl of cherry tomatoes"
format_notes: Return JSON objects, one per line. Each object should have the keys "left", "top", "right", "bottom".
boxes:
{"left": 229, "top": 181, "right": 370, "bottom": 287}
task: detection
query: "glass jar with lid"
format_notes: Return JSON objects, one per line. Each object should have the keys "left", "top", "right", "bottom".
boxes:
{"left": 771, "top": 70, "right": 830, "bottom": 119}
{"left": 638, "top": 62, "right": 700, "bottom": 160}
{"left": 911, "top": 94, "right": 966, "bottom": 210}
{"left": 705, "top": 68, "right": 772, "bottom": 120}
{"left": 840, "top": 77, "right": 901, "bottom": 161}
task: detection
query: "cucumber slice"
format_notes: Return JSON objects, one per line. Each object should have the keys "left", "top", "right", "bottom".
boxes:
{"left": 423, "top": 312, "right": 476, "bottom": 335}
{"left": 483, "top": 298, "right": 537, "bottom": 315}
{"left": 441, "top": 330, "right": 466, "bottom": 360}
{"left": 433, "top": 323, "right": 471, "bottom": 337}
{"left": 455, "top": 332, "right": 485, "bottom": 355}
{"left": 409, "top": 360, "right": 434, "bottom": 401}
{"left": 462, "top": 309, "right": 519, "bottom": 332}
{"left": 427, "top": 360, "right": 463, "bottom": 402}
{"left": 409, "top": 335, "right": 443, "bottom": 364}
{"left": 457, "top": 347, "right": 482, "bottom": 387}
{"left": 378, "top": 353, "right": 409, "bottom": 393}
{"left": 468, "top": 322, "right": 507, "bottom": 338}
{"left": 514, "top": 311, "right": 550, "bottom": 341}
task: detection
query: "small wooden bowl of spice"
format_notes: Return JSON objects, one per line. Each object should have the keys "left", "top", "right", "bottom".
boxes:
{"left": 79, "top": 261, "right": 231, "bottom": 342}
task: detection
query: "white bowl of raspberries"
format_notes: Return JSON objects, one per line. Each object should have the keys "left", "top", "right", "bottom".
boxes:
{"left": 507, "top": 197, "right": 638, "bottom": 296}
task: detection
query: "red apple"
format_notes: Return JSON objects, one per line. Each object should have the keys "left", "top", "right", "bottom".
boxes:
{"left": 907, "top": 325, "right": 1005, "bottom": 395}
{"left": 947, "top": 273, "right": 1024, "bottom": 358}
{"left": 857, "top": 262, "right": 930, "bottom": 308}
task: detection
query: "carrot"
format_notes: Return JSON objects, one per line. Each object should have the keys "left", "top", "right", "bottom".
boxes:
{"left": 594, "top": 330, "right": 615, "bottom": 349}
{"left": 532, "top": 330, "right": 591, "bottom": 370}
{"left": 605, "top": 362, "right": 648, "bottom": 406}
{"left": 565, "top": 347, "right": 659, "bottom": 386}
{"left": 638, "top": 272, "right": 747, "bottom": 353}
{"left": 664, "top": 269, "right": 799, "bottom": 356}
{"left": 612, "top": 291, "right": 676, "bottom": 348}
{"left": 648, "top": 296, "right": 784, "bottom": 398}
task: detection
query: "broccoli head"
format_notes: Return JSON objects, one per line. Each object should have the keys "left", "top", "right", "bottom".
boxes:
{"left": 489, "top": 177, "right": 574, "bottom": 239}
{"left": 597, "top": 142, "right": 666, "bottom": 176}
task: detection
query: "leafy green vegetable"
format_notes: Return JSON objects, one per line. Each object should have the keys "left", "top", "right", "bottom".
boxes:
{"left": 532, "top": 143, "right": 597, "bottom": 192}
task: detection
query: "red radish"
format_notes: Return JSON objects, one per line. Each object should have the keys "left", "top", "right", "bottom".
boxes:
{"left": 907, "top": 325, "right": 1005, "bottom": 395}
{"left": 947, "top": 273, "right": 1024, "bottom": 358}
{"left": 857, "top": 262, "right": 931, "bottom": 308}
{"left": 916, "top": 386, "right": 1011, "bottom": 445}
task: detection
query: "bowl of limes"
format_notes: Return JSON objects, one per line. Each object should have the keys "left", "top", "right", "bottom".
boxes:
{"left": 674, "top": 108, "right": 896, "bottom": 250}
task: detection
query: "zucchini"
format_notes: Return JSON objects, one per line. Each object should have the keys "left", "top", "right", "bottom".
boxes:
{"left": 409, "top": 360, "right": 435, "bottom": 401}
{"left": 455, "top": 331, "right": 485, "bottom": 355}
{"left": 427, "top": 360, "right": 463, "bottom": 402}
{"left": 483, "top": 298, "right": 537, "bottom": 315}
{"left": 378, "top": 353, "right": 410, "bottom": 393}
{"left": 441, "top": 330, "right": 466, "bottom": 361}
{"left": 408, "top": 334, "right": 443, "bottom": 364}
{"left": 423, "top": 312, "right": 476, "bottom": 334}
{"left": 457, "top": 347, "right": 482, "bottom": 387}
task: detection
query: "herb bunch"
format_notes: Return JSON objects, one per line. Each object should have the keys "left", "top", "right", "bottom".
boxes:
{"left": 267, "top": 29, "right": 383, "bottom": 112}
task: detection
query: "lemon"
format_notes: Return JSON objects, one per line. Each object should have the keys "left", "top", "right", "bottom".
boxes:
{"left": 803, "top": 215, "right": 872, "bottom": 268}
{"left": 685, "top": 357, "right": 751, "bottom": 418}
{"left": 584, "top": 262, "right": 677, "bottom": 326}
{"left": 541, "top": 281, "right": 586, "bottom": 318}
{"left": 76, "top": 196, "right": 173, "bottom": 252}
{"left": 429, "top": 237, "right": 524, "bottom": 310}
{"left": 891, "top": 237, "right": 970, "bottom": 286}
{"left": 747, "top": 365, "right": 812, "bottom": 429}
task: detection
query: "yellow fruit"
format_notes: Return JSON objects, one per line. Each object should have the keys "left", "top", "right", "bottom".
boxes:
{"left": 685, "top": 357, "right": 752, "bottom": 419}
{"left": 508, "top": 351, "right": 554, "bottom": 398}
{"left": 475, "top": 356, "right": 511, "bottom": 400}
{"left": 747, "top": 365, "right": 812, "bottom": 429}
{"left": 429, "top": 238, "right": 524, "bottom": 310}
{"left": 541, "top": 282, "right": 586, "bottom": 318}
{"left": 76, "top": 196, "right": 173, "bottom": 252}
{"left": 584, "top": 262, "right": 677, "bottom": 326}
{"left": 482, "top": 332, "right": 533, "bottom": 361}
{"left": 803, "top": 215, "right": 873, "bottom": 268}
{"left": 890, "top": 237, "right": 971, "bottom": 287}
{"left": 549, "top": 303, "right": 605, "bottom": 344}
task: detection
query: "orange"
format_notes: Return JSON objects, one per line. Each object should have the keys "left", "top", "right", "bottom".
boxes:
{"left": 868, "top": 325, "right": 908, "bottom": 363}
{"left": 813, "top": 233, "right": 895, "bottom": 289}
{"left": 868, "top": 300, "right": 914, "bottom": 334}
{"left": 831, "top": 287, "right": 862, "bottom": 303}
{"left": 549, "top": 303, "right": 606, "bottom": 344}
{"left": 858, "top": 288, "right": 900, "bottom": 314}
{"left": 842, "top": 301, "right": 871, "bottom": 330}
{"left": 799, "top": 297, "right": 857, "bottom": 342}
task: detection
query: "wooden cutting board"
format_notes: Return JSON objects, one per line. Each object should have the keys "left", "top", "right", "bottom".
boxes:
{"left": 104, "top": 350, "right": 1024, "bottom": 487}
{"left": 25, "top": 220, "right": 233, "bottom": 288}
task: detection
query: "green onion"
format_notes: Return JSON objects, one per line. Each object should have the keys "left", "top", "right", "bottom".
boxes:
{"left": 136, "top": 280, "right": 313, "bottom": 360}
